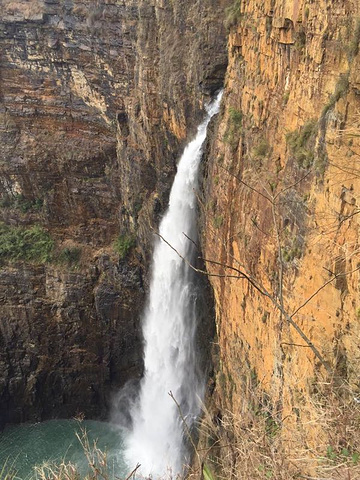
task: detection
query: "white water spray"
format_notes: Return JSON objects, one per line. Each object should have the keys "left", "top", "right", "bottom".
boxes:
{"left": 124, "top": 91, "right": 223, "bottom": 478}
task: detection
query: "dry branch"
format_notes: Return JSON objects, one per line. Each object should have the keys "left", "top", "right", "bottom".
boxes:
{"left": 154, "top": 230, "right": 346, "bottom": 375}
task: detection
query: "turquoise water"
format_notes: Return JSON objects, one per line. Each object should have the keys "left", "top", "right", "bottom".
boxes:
{"left": 0, "top": 419, "right": 127, "bottom": 479}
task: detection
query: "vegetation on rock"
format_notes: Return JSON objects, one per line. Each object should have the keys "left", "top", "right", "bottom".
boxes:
{"left": 224, "top": 0, "right": 242, "bottom": 29}
{"left": 0, "top": 194, "right": 43, "bottom": 213}
{"left": 0, "top": 223, "right": 53, "bottom": 265}
{"left": 113, "top": 234, "right": 135, "bottom": 259}
{"left": 224, "top": 107, "right": 242, "bottom": 149}
{"left": 57, "top": 247, "right": 82, "bottom": 267}
{"left": 286, "top": 120, "right": 318, "bottom": 168}
{"left": 252, "top": 138, "right": 270, "bottom": 160}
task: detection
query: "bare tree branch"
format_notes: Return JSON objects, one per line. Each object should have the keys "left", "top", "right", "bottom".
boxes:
{"left": 339, "top": 209, "right": 360, "bottom": 226}
{"left": 155, "top": 230, "right": 332, "bottom": 374}
{"left": 217, "top": 164, "right": 273, "bottom": 204}
{"left": 271, "top": 198, "right": 284, "bottom": 316}
{"left": 291, "top": 265, "right": 360, "bottom": 319}
{"left": 153, "top": 231, "right": 245, "bottom": 280}
{"left": 169, "top": 391, "right": 203, "bottom": 480}
{"left": 271, "top": 299, "right": 332, "bottom": 375}
{"left": 273, "top": 171, "right": 312, "bottom": 201}
{"left": 183, "top": 232, "right": 200, "bottom": 250}
{"left": 124, "top": 464, "right": 141, "bottom": 480}
{"left": 201, "top": 257, "right": 269, "bottom": 297}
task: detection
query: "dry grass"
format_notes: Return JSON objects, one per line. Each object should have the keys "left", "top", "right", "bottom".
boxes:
{"left": 33, "top": 426, "right": 126, "bottom": 480}
{"left": 2, "top": 384, "right": 359, "bottom": 480}
{"left": 0, "top": 424, "right": 138, "bottom": 480}
{"left": 189, "top": 379, "right": 360, "bottom": 480}
{"left": 0, "top": 459, "right": 17, "bottom": 480}
{"left": 2, "top": 0, "right": 44, "bottom": 18}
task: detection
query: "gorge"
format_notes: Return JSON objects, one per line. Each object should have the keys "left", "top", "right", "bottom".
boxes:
{"left": 1, "top": 0, "right": 360, "bottom": 479}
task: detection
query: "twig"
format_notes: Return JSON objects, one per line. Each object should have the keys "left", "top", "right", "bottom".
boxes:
{"left": 271, "top": 197, "right": 284, "bottom": 316}
{"left": 154, "top": 230, "right": 245, "bottom": 280}
{"left": 156, "top": 230, "right": 332, "bottom": 374}
{"left": 339, "top": 209, "right": 360, "bottom": 226}
{"left": 183, "top": 232, "right": 200, "bottom": 250}
{"left": 297, "top": 476, "right": 329, "bottom": 480}
{"left": 283, "top": 312, "right": 332, "bottom": 374}
{"left": 169, "top": 391, "right": 204, "bottom": 480}
{"left": 217, "top": 164, "right": 273, "bottom": 203}
{"left": 124, "top": 463, "right": 141, "bottom": 480}
{"left": 201, "top": 257, "right": 268, "bottom": 297}
{"left": 291, "top": 265, "right": 360, "bottom": 318}
{"left": 273, "top": 171, "right": 312, "bottom": 201}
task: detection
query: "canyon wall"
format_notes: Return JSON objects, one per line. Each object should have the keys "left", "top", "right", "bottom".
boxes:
{"left": 200, "top": 0, "right": 360, "bottom": 477}
{"left": 2, "top": 0, "right": 360, "bottom": 476}
{"left": 0, "top": 0, "right": 229, "bottom": 428}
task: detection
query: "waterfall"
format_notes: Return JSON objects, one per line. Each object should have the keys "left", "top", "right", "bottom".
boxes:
{"left": 124, "top": 91, "right": 223, "bottom": 478}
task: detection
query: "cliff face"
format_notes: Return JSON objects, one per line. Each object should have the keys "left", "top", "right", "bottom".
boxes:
{"left": 0, "top": 260, "right": 143, "bottom": 427}
{"left": 0, "top": 0, "right": 229, "bottom": 428}
{"left": 201, "top": 0, "right": 360, "bottom": 476}
{"left": 2, "top": 0, "right": 359, "bottom": 474}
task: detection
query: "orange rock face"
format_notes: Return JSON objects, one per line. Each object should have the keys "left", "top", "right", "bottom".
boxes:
{"left": 201, "top": 0, "right": 360, "bottom": 474}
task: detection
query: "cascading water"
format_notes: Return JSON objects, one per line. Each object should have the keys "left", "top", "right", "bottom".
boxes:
{"left": 124, "top": 91, "right": 223, "bottom": 478}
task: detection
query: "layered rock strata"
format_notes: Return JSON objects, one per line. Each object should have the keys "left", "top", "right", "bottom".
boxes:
{"left": 0, "top": 0, "right": 229, "bottom": 428}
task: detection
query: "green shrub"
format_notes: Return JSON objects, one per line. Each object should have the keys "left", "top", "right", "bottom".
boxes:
{"left": 282, "top": 245, "right": 302, "bottom": 263}
{"left": 264, "top": 412, "right": 280, "bottom": 438}
{"left": 217, "top": 154, "right": 224, "bottom": 165}
{"left": 214, "top": 215, "right": 224, "bottom": 229}
{"left": 282, "top": 236, "right": 303, "bottom": 263}
{"left": 286, "top": 120, "right": 318, "bottom": 168}
{"left": 322, "top": 73, "right": 349, "bottom": 116}
{"left": 325, "top": 445, "right": 360, "bottom": 465}
{"left": 282, "top": 91, "right": 290, "bottom": 105}
{"left": 265, "top": 16, "right": 272, "bottom": 38}
{"left": 225, "top": 0, "right": 242, "bottom": 29}
{"left": 224, "top": 107, "right": 243, "bottom": 149}
{"left": 0, "top": 223, "right": 54, "bottom": 264}
{"left": 134, "top": 199, "right": 143, "bottom": 215}
{"left": 113, "top": 234, "right": 135, "bottom": 259}
{"left": 0, "top": 194, "right": 43, "bottom": 213}
{"left": 58, "top": 247, "right": 82, "bottom": 267}
{"left": 228, "top": 107, "right": 243, "bottom": 126}
{"left": 347, "top": 18, "right": 360, "bottom": 60}
{"left": 294, "top": 29, "right": 306, "bottom": 51}
{"left": 253, "top": 138, "right": 270, "bottom": 159}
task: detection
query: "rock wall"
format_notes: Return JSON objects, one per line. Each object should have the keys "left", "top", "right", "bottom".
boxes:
{"left": 200, "top": 0, "right": 360, "bottom": 476}
{"left": 0, "top": 0, "right": 229, "bottom": 428}
{"left": 5, "top": 1, "right": 359, "bottom": 474}
{"left": 0, "top": 258, "right": 143, "bottom": 428}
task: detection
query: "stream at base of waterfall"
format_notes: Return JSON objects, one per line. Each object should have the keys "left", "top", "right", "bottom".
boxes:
{"left": 0, "top": 420, "right": 126, "bottom": 478}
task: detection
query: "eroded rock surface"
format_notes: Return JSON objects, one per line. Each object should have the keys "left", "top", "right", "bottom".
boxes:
{"left": 200, "top": 0, "right": 360, "bottom": 475}
{"left": 0, "top": 0, "right": 229, "bottom": 428}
